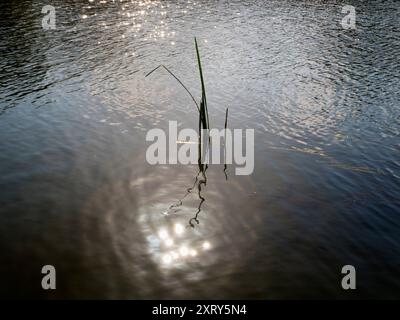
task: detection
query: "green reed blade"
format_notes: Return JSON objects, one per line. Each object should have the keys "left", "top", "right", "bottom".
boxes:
{"left": 194, "top": 37, "right": 209, "bottom": 129}
{"left": 224, "top": 107, "right": 229, "bottom": 129}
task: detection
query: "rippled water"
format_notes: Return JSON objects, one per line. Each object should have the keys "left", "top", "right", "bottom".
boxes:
{"left": 0, "top": 0, "right": 399, "bottom": 299}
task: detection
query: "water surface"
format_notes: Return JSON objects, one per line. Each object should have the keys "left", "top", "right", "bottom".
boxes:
{"left": 0, "top": 0, "right": 399, "bottom": 299}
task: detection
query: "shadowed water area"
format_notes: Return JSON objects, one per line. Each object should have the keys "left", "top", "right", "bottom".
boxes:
{"left": 0, "top": 0, "right": 399, "bottom": 299}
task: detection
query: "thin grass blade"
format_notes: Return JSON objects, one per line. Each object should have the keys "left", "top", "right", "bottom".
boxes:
{"left": 145, "top": 64, "right": 200, "bottom": 112}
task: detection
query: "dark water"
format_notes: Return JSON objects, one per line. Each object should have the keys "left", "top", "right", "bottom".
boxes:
{"left": 0, "top": 0, "right": 399, "bottom": 299}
